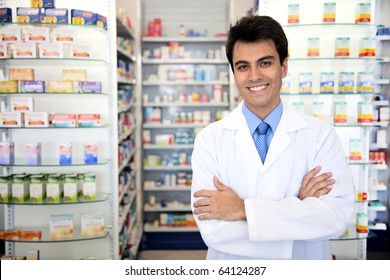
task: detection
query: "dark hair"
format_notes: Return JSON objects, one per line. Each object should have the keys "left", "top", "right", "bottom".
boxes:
{"left": 225, "top": 15, "right": 288, "bottom": 72}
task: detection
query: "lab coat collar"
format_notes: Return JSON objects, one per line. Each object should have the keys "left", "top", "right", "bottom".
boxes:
{"left": 219, "top": 100, "right": 309, "bottom": 170}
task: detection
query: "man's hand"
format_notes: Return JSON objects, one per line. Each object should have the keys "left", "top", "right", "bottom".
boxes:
{"left": 299, "top": 166, "right": 335, "bottom": 200}
{"left": 193, "top": 176, "right": 246, "bottom": 221}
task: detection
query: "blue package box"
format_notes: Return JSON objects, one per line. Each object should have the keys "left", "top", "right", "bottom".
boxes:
{"left": 42, "top": 8, "right": 68, "bottom": 24}
{"left": 0, "top": 8, "right": 12, "bottom": 22}
{"left": 71, "top": 9, "right": 95, "bottom": 26}
{"left": 16, "top": 7, "right": 41, "bottom": 23}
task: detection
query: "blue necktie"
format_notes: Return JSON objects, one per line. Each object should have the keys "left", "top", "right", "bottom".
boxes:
{"left": 254, "top": 122, "right": 269, "bottom": 163}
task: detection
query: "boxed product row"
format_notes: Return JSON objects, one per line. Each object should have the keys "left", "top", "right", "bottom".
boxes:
{"left": 282, "top": 71, "right": 374, "bottom": 94}
{"left": 143, "top": 42, "right": 226, "bottom": 60}
{"left": 0, "top": 142, "right": 99, "bottom": 165}
{"left": 150, "top": 213, "right": 196, "bottom": 228}
{"left": 117, "top": 59, "right": 135, "bottom": 82}
{"left": 144, "top": 152, "right": 191, "bottom": 167}
{"left": 0, "top": 172, "right": 97, "bottom": 203}
{"left": 0, "top": 249, "right": 40, "bottom": 260}
{"left": 0, "top": 68, "right": 102, "bottom": 93}
{"left": 286, "top": 2, "right": 371, "bottom": 24}
{"left": 0, "top": 6, "right": 107, "bottom": 29}
{"left": 147, "top": 65, "right": 229, "bottom": 83}
{"left": 144, "top": 172, "right": 192, "bottom": 188}
{"left": 0, "top": 41, "right": 93, "bottom": 59}
{"left": 0, "top": 212, "right": 105, "bottom": 240}
{"left": 143, "top": 130, "right": 194, "bottom": 145}
{"left": 143, "top": 86, "right": 229, "bottom": 104}
{"left": 0, "top": 112, "right": 101, "bottom": 128}
{"left": 146, "top": 198, "right": 190, "bottom": 210}
{"left": 118, "top": 138, "right": 136, "bottom": 167}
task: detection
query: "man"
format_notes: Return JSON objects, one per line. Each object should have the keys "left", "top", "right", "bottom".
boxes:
{"left": 191, "top": 15, "right": 355, "bottom": 260}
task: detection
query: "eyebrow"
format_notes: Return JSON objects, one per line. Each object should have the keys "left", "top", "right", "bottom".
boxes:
{"left": 234, "top": 55, "right": 275, "bottom": 67}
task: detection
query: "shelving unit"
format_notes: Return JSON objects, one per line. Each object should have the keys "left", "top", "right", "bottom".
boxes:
{"left": 258, "top": 0, "right": 388, "bottom": 260}
{"left": 0, "top": 0, "right": 119, "bottom": 259}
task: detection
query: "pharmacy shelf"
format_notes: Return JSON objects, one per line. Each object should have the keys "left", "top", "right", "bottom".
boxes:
{"left": 142, "top": 81, "right": 229, "bottom": 86}
{"left": 0, "top": 193, "right": 110, "bottom": 205}
{"left": 142, "top": 58, "right": 228, "bottom": 64}
{"left": 144, "top": 204, "right": 192, "bottom": 212}
{"left": 377, "top": 35, "right": 390, "bottom": 41}
{"left": 1, "top": 227, "right": 111, "bottom": 243}
{"left": 117, "top": 47, "right": 136, "bottom": 62}
{"left": 144, "top": 223, "right": 199, "bottom": 233}
{"left": 143, "top": 102, "right": 229, "bottom": 107}
{"left": 143, "top": 165, "right": 192, "bottom": 171}
{"left": 0, "top": 92, "right": 107, "bottom": 96}
{"left": 368, "top": 205, "right": 387, "bottom": 212}
{"left": 370, "top": 143, "right": 388, "bottom": 150}
{"left": 144, "top": 186, "right": 191, "bottom": 191}
{"left": 142, "top": 37, "right": 226, "bottom": 43}
{"left": 0, "top": 158, "right": 111, "bottom": 167}
{"left": 369, "top": 185, "right": 388, "bottom": 191}
{"left": 144, "top": 144, "right": 194, "bottom": 150}
{"left": 143, "top": 123, "right": 207, "bottom": 129}
{"left": 0, "top": 126, "right": 109, "bottom": 130}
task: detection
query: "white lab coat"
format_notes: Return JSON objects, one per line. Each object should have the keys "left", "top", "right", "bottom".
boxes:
{"left": 191, "top": 101, "right": 355, "bottom": 260}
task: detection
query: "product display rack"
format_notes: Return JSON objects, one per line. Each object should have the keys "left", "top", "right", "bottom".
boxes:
{"left": 140, "top": 35, "right": 230, "bottom": 249}
{"left": 0, "top": 0, "right": 119, "bottom": 259}
{"left": 116, "top": 10, "right": 143, "bottom": 259}
{"left": 258, "top": 0, "right": 388, "bottom": 260}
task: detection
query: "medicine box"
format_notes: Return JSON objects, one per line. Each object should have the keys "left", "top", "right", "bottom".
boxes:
{"left": 41, "top": 8, "right": 69, "bottom": 24}
{"left": 29, "top": 174, "right": 46, "bottom": 204}
{"left": 78, "top": 81, "right": 102, "bottom": 93}
{"left": 81, "top": 212, "right": 104, "bottom": 237}
{"left": 63, "top": 173, "right": 77, "bottom": 202}
{"left": 16, "top": 7, "right": 42, "bottom": 23}
{"left": 82, "top": 173, "right": 96, "bottom": 201}
{"left": 84, "top": 143, "right": 98, "bottom": 164}
{"left": 11, "top": 42, "right": 37, "bottom": 58}
{"left": 0, "top": 27, "right": 21, "bottom": 43}
{"left": 9, "top": 68, "right": 35, "bottom": 81}
{"left": 50, "top": 214, "right": 74, "bottom": 239}
{"left": 10, "top": 97, "right": 34, "bottom": 112}
{"left": 0, "top": 8, "right": 12, "bottom": 22}
{"left": 47, "top": 81, "right": 74, "bottom": 93}
{"left": 0, "top": 134, "right": 14, "bottom": 157}
{"left": 0, "top": 112, "right": 24, "bottom": 127}
{"left": 12, "top": 174, "right": 29, "bottom": 203}
{"left": 0, "top": 43, "right": 10, "bottom": 58}
{"left": 38, "top": 43, "right": 64, "bottom": 58}
{"left": 20, "top": 81, "right": 45, "bottom": 93}
{"left": 19, "top": 230, "right": 42, "bottom": 241}
{"left": 71, "top": 9, "right": 95, "bottom": 26}
{"left": 0, "top": 175, "right": 11, "bottom": 203}
{"left": 0, "top": 81, "right": 18, "bottom": 92}
{"left": 31, "top": 0, "right": 55, "bottom": 8}
{"left": 95, "top": 14, "right": 107, "bottom": 30}
{"left": 62, "top": 69, "right": 87, "bottom": 81}
{"left": 51, "top": 114, "right": 77, "bottom": 127}
{"left": 78, "top": 114, "right": 101, "bottom": 127}
{"left": 23, "top": 27, "right": 50, "bottom": 43}
{"left": 46, "top": 173, "right": 61, "bottom": 203}
{"left": 24, "top": 112, "right": 50, "bottom": 127}
{"left": 26, "top": 142, "right": 42, "bottom": 165}
{"left": 52, "top": 28, "right": 75, "bottom": 43}
{"left": 66, "top": 44, "right": 91, "bottom": 59}
{"left": 350, "top": 139, "right": 362, "bottom": 161}
{"left": 59, "top": 143, "right": 72, "bottom": 165}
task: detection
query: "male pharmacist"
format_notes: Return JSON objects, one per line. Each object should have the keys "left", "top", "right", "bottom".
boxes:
{"left": 191, "top": 15, "right": 355, "bottom": 260}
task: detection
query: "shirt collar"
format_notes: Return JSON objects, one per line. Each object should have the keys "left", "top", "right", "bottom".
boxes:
{"left": 242, "top": 101, "right": 283, "bottom": 136}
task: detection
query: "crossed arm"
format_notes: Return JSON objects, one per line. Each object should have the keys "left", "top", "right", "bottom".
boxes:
{"left": 193, "top": 166, "right": 335, "bottom": 221}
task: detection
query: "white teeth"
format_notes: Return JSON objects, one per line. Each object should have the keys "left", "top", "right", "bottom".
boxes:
{"left": 249, "top": 85, "right": 267, "bottom": 91}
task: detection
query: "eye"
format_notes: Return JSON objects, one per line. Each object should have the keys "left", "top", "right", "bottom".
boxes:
{"left": 236, "top": 64, "right": 249, "bottom": 71}
{"left": 259, "top": 61, "right": 271, "bottom": 67}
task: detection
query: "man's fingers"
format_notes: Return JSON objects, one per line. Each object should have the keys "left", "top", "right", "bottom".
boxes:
{"left": 301, "top": 166, "right": 321, "bottom": 189}
{"left": 193, "top": 189, "right": 214, "bottom": 198}
{"left": 313, "top": 187, "right": 332, "bottom": 198}
{"left": 308, "top": 179, "right": 335, "bottom": 197}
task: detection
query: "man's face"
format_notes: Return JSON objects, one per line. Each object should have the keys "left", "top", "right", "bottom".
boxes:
{"left": 232, "top": 40, "right": 288, "bottom": 119}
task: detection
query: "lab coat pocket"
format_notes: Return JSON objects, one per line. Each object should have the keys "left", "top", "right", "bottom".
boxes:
{"left": 285, "top": 182, "right": 301, "bottom": 197}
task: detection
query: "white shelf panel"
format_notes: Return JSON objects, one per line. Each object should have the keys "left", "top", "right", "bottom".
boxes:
{"left": 144, "top": 144, "right": 194, "bottom": 150}
{"left": 370, "top": 143, "right": 388, "bottom": 150}
{"left": 143, "top": 102, "right": 229, "bottom": 107}
{"left": 142, "top": 37, "right": 226, "bottom": 43}
{"left": 142, "top": 81, "right": 229, "bottom": 86}
{"left": 368, "top": 206, "right": 387, "bottom": 212}
{"left": 377, "top": 35, "right": 390, "bottom": 41}
{"left": 369, "top": 185, "right": 388, "bottom": 191}
{"left": 144, "top": 223, "right": 199, "bottom": 232}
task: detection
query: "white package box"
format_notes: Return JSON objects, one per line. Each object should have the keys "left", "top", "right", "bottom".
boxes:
{"left": 11, "top": 42, "right": 37, "bottom": 58}
{"left": 0, "top": 112, "right": 24, "bottom": 127}
{"left": 0, "top": 26, "right": 22, "bottom": 43}
{"left": 24, "top": 112, "right": 50, "bottom": 127}
{"left": 23, "top": 26, "right": 50, "bottom": 43}
{"left": 0, "top": 43, "right": 10, "bottom": 58}
{"left": 66, "top": 44, "right": 91, "bottom": 59}
{"left": 10, "top": 96, "right": 34, "bottom": 112}
{"left": 52, "top": 28, "right": 76, "bottom": 43}
{"left": 38, "top": 43, "right": 64, "bottom": 58}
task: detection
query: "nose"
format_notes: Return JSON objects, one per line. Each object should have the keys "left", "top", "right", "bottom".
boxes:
{"left": 248, "top": 65, "right": 262, "bottom": 82}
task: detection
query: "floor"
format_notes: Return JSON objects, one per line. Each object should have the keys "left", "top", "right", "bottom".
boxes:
{"left": 137, "top": 250, "right": 390, "bottom": 260}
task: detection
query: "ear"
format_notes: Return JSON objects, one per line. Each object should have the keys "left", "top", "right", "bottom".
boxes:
{"left": 281, "top": 58, "right": 288, "bottom": 78}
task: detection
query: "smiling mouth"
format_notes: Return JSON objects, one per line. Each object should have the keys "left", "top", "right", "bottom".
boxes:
{"left": 247, "top": 84, "right": 269, "bottom": 92}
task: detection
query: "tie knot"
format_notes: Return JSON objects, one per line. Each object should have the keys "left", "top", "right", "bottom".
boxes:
{"left": 257, "top": 122, "right": 269, "bottom": 135}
